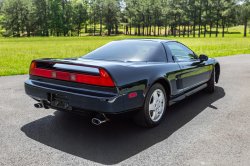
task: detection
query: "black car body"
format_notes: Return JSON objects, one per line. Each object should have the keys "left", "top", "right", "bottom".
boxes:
{"left": 25, "top": 39, "right": 220, "bottom": 127}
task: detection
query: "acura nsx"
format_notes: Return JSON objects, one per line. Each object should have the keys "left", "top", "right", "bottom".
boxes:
{"left": 25, "top": 39, "right": 220, "bottom": 127}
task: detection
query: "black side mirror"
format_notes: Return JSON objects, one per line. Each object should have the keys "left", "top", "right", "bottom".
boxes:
{"left": 199, "top": 54, "right": 208, "bottom": 62}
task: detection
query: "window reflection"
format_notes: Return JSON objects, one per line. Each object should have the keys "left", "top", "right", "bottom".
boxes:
{"left": 81, "top": 40, "right": 167, "bottom": 62}
{"left": 167, "top": 42, "right": 197, "bottom": 61}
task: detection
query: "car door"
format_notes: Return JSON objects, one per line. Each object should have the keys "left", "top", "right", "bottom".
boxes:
{"left": 164, "top": 42, "right": 210, "bottom": 91}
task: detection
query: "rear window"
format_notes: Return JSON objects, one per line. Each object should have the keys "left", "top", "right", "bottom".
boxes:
{"left": 81, "top": 40, "right": 167, "bottom": 62}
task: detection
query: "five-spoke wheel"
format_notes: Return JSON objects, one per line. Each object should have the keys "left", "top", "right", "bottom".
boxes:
{"left": 133, "top": 83, "right": 167, "bottom": 127}
{"left": 149, "top": 89, "right": 165, "bottom": 122}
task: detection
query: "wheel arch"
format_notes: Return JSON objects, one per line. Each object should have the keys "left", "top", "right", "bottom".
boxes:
{"left": 144, "top": 77, "right": 172, "bottom": 105}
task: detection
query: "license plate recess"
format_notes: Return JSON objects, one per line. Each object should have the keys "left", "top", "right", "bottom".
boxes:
{"left": 50, "top": 93, "right": 72, "bottom": 111}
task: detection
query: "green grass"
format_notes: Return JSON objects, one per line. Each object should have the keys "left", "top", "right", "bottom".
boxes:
{"left": 0, "top": 26, "right": 250, "bottom": 76}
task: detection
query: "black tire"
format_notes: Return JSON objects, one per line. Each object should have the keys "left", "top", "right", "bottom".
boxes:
{"left": 133, "top": 83, "right": 167, "bottom": 127}
{"left": 205, "top": 67, "right": 215, "bottom": 93}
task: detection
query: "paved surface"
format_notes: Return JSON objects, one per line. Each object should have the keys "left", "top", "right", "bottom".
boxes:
{"left": 0, "top": 54, "right": 250, "bottom": 166}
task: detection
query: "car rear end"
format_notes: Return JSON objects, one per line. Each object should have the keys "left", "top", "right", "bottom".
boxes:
{"left": 25, "top": 60, "right": 125, "bottom": 120}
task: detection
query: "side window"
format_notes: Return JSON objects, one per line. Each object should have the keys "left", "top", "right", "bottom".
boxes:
{"left": 166, "top": 42, "right": 198, "bottom": 61}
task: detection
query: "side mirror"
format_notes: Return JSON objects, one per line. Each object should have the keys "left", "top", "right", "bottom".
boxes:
{"left": 199, "top": 54, "right": 208, "bottom": 62}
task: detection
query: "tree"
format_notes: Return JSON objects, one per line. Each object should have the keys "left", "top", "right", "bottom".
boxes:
{"left": 221, "top": 0, "right": 237, "bottom": 37}
{"left": 1, "top": 0, "right": 31, "bottom": 37}
{"left": 97, "top": 0, "right": 104, "bottom": 36}
{"left": 61, "top": 0, "right": 74, "bottom": 36}
{"left": 207, "top": 0, "right": 216, "bottom": 37}
{"left": 189, "top": 0, "right": 198, "bottom": 37}
{"left": 198, "top": 0, "right": 202, "bottom": 37}
{"left": 102, "top": 0, "right": 121, "bottom": 36}
{"left": 162, "top": 0, "right": 170, "bottom": 36}
{"left": 0, "top": 0, "right": 247, "bottom": 37}
{"left": 240, "top": 1, "right": 250, "bottom": 37}
{"left": 73, "top": 0, "right": 88, "bottom": 36}
{"left": 0, "top": 0, "right": 5, "bottom": 12}
{"left": 213, "top": 0, "right": 229, "bottom": 37}
{"left": 32, "top": 0, "right": 49, "bottom": 36}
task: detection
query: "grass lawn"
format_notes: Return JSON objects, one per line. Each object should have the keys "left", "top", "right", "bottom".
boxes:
{"left": 0, "top": 26, "right": 250, "bottom": 76}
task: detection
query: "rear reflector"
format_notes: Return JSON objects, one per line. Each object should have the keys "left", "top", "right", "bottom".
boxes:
{"left": 51, "top": 71, "right": 57, "bottom": 78}
{"left": 30, "top": 61, "right": 115, "bottom": 87}
{"left": 129, "top": 92, "right": 137, "bottom": 98}
{"left": 70, "top": 74, "right": 76, "bottom": 82}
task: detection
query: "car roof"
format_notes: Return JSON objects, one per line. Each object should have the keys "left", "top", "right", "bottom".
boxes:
{"left": 115, "top": 39, "right": 175, "bottom": 43}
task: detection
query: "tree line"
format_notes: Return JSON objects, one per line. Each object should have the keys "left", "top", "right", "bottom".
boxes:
{"left": 0, "top": 0, "right": 250, "bottom": 37}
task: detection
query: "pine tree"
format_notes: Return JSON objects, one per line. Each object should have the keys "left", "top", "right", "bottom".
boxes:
{"left": 102, "top": 0, "right": 121, "bottom": 36}
{"left": 0, "top": 0, "right": 247, "bottom": 37}
{"left": 0, "top": 0, "right": 5, "bottom": 12}
{"left": 240, "top": 0, "right": 250, "bottom": 37}
{"left": 73, "top": 0, "right": 88, "bottom": 36}
{"left": 1, "top": 0, "right": 30, "bottom": 36}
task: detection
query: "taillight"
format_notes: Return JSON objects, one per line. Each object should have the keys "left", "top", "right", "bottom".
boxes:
{"left": 29, "top": 61, "right": 115, "bottom": 87}
{"left": 74, "top": 69, "right": 115, "bottom": 87}
{"left": 30, "top": 61, "right": 36, "bottom": 75}
{"left": 99, "top": 68, "right": 110, "bottom": 77}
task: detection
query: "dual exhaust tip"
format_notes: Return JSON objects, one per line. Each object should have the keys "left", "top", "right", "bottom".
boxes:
{"left": 34, "top": 103, "right": 43, "bottom": 108}
{"left": 34, "top": 103, "right": 49, "bottom": 109}
{"left": 92, "top": 118, "right": 107, "bottom": 125}
{"left": 92, "top": 114, "right": 110, "bottom": 125}
{"left": 34, "top": 102, "right": 108, "bottom": 125}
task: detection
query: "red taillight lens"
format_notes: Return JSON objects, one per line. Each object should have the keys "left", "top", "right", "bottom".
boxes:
{"left": 99, "top": 68, "right": 110, "bottom": 77}
{"left": 98, "top": 68, "right": 114, "bottom": 86}
{"left": 74, "top": 69, "right": 115, "bottom": 87}
{"left": 29, "top": 62, "right": 115, "bottom": 87}
{"left": 30, "top": 61, "right": 36, "bottom": 75}
{"left": 30, "top": 61, "right": 36, "bottom": 70}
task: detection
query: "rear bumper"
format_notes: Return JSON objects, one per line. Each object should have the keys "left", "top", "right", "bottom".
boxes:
{"left": 25, "top": 79, "right": 125, "bottom": 114}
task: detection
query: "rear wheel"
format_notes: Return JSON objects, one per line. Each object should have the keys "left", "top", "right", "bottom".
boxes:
{"left": 205, "top": 67, "right": 215, "bottom": 93}
{"left": 133, "top": 83, "right": 167, "bottom": 127}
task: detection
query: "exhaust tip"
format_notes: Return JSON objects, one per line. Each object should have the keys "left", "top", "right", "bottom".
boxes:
{"left": 92, "top": 118, "right": 102, "bottom": 125}
{"left": 34, "top": 103, "right": 43, "bottom": 108}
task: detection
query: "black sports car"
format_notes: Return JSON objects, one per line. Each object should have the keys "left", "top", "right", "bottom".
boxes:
{"left": 25, "top": 39, "right": 220, "bottom": 127}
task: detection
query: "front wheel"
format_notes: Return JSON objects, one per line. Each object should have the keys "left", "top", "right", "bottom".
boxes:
{"left": 205, "top": 67, "right": 215, "bottom": 93}
{"left": 133, "top": 83, "right": 167, "bottom": 127}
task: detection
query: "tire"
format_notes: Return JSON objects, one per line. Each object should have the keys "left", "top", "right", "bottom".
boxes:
{"left": 205, "top": 67, "right": 215, "bottom": 93}
{"left": 133, "top": 83, "right": 167, "bottom": 127}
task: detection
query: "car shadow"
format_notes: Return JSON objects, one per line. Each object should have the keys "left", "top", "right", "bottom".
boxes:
{"left": 21, "top": 86, "right": 225, "bottom": 165}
